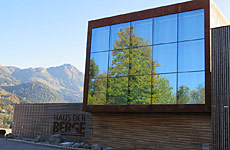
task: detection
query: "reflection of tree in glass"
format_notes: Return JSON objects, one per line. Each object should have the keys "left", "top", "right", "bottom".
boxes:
{"left": 88, "top": 58, "right": 107, "bottom": 105}
{"left": 107, "top": 77, "right": 128, "bottom": 105}
{"left": 107, "top": 26, "right": 176, "bottom": 105}
{"left": 152, "top": 75, "right": 176, "bottom": 104}
{"left": 177, "top": 84, "right": 205, "bottom": 104}
{"left": 88, "top": 26, "right": 205, "bottom": 105}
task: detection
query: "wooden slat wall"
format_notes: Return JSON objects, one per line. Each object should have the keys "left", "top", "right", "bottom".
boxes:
{"left": 90, "top": 113, "right": 212, "bottom": 150}
{"left": 212, "top": 25, "right": 230, "bottom": 150}
{"left": 12, "top": 103, "right": 91, "bottom": 142}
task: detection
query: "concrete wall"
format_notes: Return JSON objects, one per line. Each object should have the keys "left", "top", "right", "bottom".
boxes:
{"left": 12, "top": 103, "right": 91, "bottom": 142}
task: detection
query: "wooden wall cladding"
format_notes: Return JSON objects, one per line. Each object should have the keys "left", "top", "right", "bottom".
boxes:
{"left": 90, "top": 113, "right": 212, "bottom": 150}
{"left": 12, "top": 103, "right": 91, "bottom": 142}
{"left": 212, "top": 25, "right": 230, "bottom": 150}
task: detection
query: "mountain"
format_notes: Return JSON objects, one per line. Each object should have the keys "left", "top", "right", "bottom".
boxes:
{"left": 0, "top": 64, "right": 83, "bottom": 103}
{"left": 2, "top": 82, "right": 65, "bottom": 103}
{"left": 0, "top": 65, "right": 19, "bottom": 86}
{"left": 47, "top": 64, "right": 83, "bottom": 102}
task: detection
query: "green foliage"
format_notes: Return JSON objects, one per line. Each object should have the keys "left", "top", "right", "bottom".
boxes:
{"left": 152, "top": 75, "right": 176, "bottom": 104}
{"left": 2, "top": 82, "right": 65, "bottom": 103}
{"left": 177, "top": 86, "right": 191, "bottom": 104}
{"left": 88, "top": 75, "right": 107, "bottom": 105}
{"left": 0, "top": 88, "right": 29, "bottom": 128}
{"left": 88, "top": 26, "right": 205, "bottom": 105}
{"left": 178, "top": 84, "right": 205, "bottom": 104}
{"left": 89, "top": 58, "right": 99, "bottom": 78}
{"left": 107, "top": 77, "right": 128, "bottom": 105}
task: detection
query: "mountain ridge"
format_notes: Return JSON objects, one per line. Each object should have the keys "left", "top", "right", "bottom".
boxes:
{"left": 0, "top": 64, "right": 83, "bottom": 103}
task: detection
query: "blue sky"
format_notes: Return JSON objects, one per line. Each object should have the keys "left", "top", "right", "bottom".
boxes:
{"left": 0, "top": 0, "right": 229, "bottom": 72}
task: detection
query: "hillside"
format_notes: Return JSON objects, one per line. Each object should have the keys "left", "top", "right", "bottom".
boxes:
{"left": 47, "top": 64, "right": 83, "bottom": 102}
{"left": 0, "top": 64, "right": 83, "bottom": 102}
{"left": 0, "top": 88, "right": 29, "bottom": 128}
{"left": 0, "top": 65, "right": 19, "bottom": 86}
{"left": 2, "top": 82, "right": 66, "bottom": 103}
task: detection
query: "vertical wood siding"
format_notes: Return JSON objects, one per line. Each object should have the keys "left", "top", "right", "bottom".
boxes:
{"left": 212, "top": 25, "right": 230, "bottom": 150}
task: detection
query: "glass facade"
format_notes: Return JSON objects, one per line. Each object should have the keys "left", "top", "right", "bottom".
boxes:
{"left": 88, "top": 9, "right": 205, "bottom": 105}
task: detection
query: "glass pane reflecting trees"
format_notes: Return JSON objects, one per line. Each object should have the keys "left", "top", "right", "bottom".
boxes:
{"left": 131, "top": 18, "right": 152, "bottom": 47}
{"left": 88, "top": 9, "right": 205, "bottom": 105}
{"left": 107, "top": 77, "right": 128, "bottom": 105}
{"left": 152, "top": 74, "right": 177, "bottom": 104}
{"left": 178, "top": 72, "right": 205, "bottom": 104}
{"left": 110, "top": 23, "right": 130, "bottom": 50}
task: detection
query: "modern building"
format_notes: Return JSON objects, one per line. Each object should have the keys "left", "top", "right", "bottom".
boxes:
{"left": 11, "top": 0, "right": 230, "bottom": 149}
{"left": 83, "top": 0, "right": 229, "bottom": 149}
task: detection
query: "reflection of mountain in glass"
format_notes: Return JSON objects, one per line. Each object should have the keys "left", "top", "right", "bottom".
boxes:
{"left": 88, "top": 26, "right": 205, "bottom": 105}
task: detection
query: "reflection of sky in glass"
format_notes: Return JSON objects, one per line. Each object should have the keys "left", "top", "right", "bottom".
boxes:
{"left": 131, "top": 18, "right": 152, "bottom": 47}
{"left": 91, "top": 26, "right": 110, "bottom": 52}
{"left": 108, "top": 49, "right": 129, "bottom": 77}
{"left": 90, "top": 52, "right": 108, "bottom": 77}
{"left": 154, "top": 14, "right": 177, "bottom": 44}
{"left": 179, "top": 9, "right": 204, "bottom": 41}
{"left": 153, "top": 43, "right": 177, "bottom": 74}
{"left": 178, "top": 40, "right": 204, "bottom": 72}
{"left": 110, "top": 22, "right": 130, "bottom": 50}
{"left": 178, "top": 71, "right": 204, "bottom": 91}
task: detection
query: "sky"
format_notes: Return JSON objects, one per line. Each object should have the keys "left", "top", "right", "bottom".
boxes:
{"left": 0, "top": 0, "right": 229, "bottom": 73}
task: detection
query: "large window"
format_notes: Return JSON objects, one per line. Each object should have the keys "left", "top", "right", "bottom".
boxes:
{"left": 88, "top": 9, "right": 205, "bottom": 105}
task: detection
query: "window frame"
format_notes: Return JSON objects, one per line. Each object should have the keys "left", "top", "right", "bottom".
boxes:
{"left": 83, "top": 0, "right": 211, "bottom": 112}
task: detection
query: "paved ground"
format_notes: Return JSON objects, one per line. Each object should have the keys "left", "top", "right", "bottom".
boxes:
{"left": 0, "top": 139, "right": 63, "bottom": 150}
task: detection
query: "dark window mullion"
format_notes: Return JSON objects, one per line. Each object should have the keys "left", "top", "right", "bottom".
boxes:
{"left": 176, "top": 13, "right": 179, "bottom": 104}
{"left": 106, "top": 26, "right": 111, "bottom": 105}
{"left": 127, "top": 22, "right": 131, "bottom": 105}
{"left": 151, "top": 18, "right": 154, "bottom": 105}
